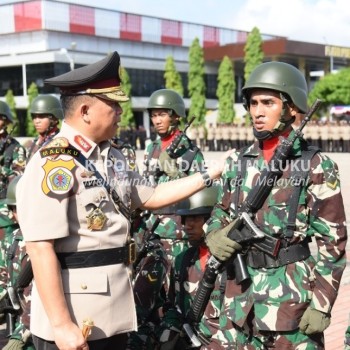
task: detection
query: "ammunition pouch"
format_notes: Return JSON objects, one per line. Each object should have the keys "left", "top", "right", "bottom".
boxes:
{"left": 246, "top": 239, "right": 310, "bottom": 269}
{"left": 57, "top": 244, "right": 136, "bottom": 269}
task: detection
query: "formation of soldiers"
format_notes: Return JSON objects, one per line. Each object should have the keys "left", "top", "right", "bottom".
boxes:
{"left": 187, "top": 119, "right": 350, "bottom": 153}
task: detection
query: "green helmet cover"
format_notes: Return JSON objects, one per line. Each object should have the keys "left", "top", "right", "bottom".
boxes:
{"left": 176, "top": 185, "right": 219, "bottom": 216}
{"left": 147, "top": 89, "right": 186, "bottom": 119}
{"left": 0, "top": 100, "right": 14, "bottom": 123}
{"left": 2, "top": 175, "right": 22, "bottom": 206}
{"left": 242, "top": 61, "right": 308, "bottom": 113}
{"left": 30, "top": 95, "right": 64, "bottom": 120}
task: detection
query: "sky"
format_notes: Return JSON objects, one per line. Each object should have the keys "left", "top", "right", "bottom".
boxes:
{"left": 57, "top": 0, "right": 350, "bottom": 47}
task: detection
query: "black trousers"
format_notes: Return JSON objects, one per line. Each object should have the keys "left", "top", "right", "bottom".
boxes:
{"left": 33, "top": 333, "right": 128, "bottom": 350}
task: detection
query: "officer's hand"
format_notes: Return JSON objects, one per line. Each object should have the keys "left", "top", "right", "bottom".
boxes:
{"left": 205, "top": 222, "right": 242, "bottom": 261}
{"left": 298, "top": 307, "right": 331, "bottom": 334}
{"left": 159, "top": 151, "right": 181, "bottom": 178}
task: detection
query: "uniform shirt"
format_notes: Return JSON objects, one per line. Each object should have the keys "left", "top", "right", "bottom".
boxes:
{"left": 16, "top": 122, "right": 154, "bottom": 341}
{"left": 23, "top": 127, "right": 60, "bottom": 162}
{"left": 205, "top": 134, "right": 347, "bottom": 332}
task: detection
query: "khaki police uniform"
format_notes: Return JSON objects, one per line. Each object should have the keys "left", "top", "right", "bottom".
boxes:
{"left": 17, "top": 123, "right": 154, "bottom": 340}
{"left": 16, "top": 51, "right": 152, "bottom": 344}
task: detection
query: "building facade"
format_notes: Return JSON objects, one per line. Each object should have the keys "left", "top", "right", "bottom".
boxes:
{"left": 0, "top": 0, "right": 349, "bottom": 135}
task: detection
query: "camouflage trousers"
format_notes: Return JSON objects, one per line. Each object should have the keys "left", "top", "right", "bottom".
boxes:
{"left": 345, "top": 325, "right": 350, "bottom": 350}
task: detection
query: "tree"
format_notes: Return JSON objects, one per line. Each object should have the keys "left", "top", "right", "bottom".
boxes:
{"left": 244, "top": 27, "right": 264, "bottom": 83}
{"left": 188, "top": 37, "right": 206, "bottom": 126}
{"left": 119, "top": 67, "right": 134, "bottom": 128}
{"left": 164, "top": 56, "right": 184, "bottom": 96}
{"left": 5, "top": 89, "right": 19, "bottom": 136}
{"left": 216, "top": 56, "right": 236, "bottom": 124}
{"left": 26, "top": 82, "right": 39, "bottom": 136}
{"left": 308, "top": 68, "right": 350, "bottom": 112}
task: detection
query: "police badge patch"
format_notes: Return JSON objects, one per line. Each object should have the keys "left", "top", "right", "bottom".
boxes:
{"left": 42, "top": 158, "right": 78, "bottom": 201}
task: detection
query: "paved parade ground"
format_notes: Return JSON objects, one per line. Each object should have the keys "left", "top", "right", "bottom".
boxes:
{"left": 1, "top": 151, "right": 349, "bottom": 348}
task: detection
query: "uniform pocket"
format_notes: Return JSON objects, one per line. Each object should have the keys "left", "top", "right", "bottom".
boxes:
{"left": 62, "top": 268, "right": 108, "bottom": 294}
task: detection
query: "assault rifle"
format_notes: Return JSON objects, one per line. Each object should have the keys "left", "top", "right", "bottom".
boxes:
{"left": 0, "top": 122, "right": 18, "bottom": 158}
{"left": 166, "top": 115, "right": 195, "bottom": 158}
{"left": 133, "top": 217, "right": 161, "bottom": 272}
{"left": 0, "top": 259, "right": 33, "bottom": 336}
{"left": 143, "top": 116, "right": 196, "bottom": 185}
{"left": 184, "top": 98, "right": 323, "bottom": 346}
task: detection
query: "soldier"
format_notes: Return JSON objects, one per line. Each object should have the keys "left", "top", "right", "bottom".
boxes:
{"left": 1, "top": 176, "right": 34, "bottom": 350}
{"left": 197, "top": 124, "right": 206, "bottom": 151}
{"left": 159, "top": 185, "right": 226, "bottom": 349}
{"left": 140, "top": 89, "right": 206, "bottom": 278}
{"left": 0, "top": 101, "right": 26, "bottom": 199}
{"left": 111, "top": 135, "right": 139, "bottom": 173}
{"left": 319, "top": 120, "right": 329, "bottom": 152}
{"left": 221, "top": 123, "right": 231, "bottom": 151}
{"left": 204, "top": 62, "right": 347, "bottom": 349}
{"left": 16, "top": 51, "right": 224, "bottom": 350}
{"left": 24, "top": 94, "right": 63, "bottom": 161}
{"left": 215, "top": 124, "right": 223, "bottom": 152}
{"left": 206, "top": 123, "right": 215, "bottom": 152}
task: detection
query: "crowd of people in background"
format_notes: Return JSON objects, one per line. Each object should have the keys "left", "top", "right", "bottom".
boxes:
{"left": 117, "top": 119, "right": 350, "bottom": 154}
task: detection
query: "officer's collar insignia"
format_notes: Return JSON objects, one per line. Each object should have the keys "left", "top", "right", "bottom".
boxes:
{"left": 74, "top": 135, "right": 92, "bottom": 152}
{"left": 324, "top": 167, "right": 338, "bottom": 190}
{"left": 41, "top": 158, "right": 78, "bottom": 201}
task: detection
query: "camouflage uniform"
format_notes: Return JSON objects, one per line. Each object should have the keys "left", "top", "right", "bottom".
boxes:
{"left": 0, "top": 208, "right": 18, "bottom": 294}
{"left": 3, "top": 227, "right": 34, "bottom": 349}
{"left": 23, "top": 127, "right": 60, "bottom": 162}
{"left": 205, "top": 136, "right": 347, "bottom": 349}
{"left": 127, "top": 233, "right": 168, "bottom": 349}
{"left": 345, "top": 324, "right": 350, "bottom": 350}
{"left": 160, "top": 246, "right": 224, "bottom": 349}
{"left": 140, "top": 134, "right": 205, "bottom": 273}
{"left": 0, "top": 134, "right": 26, "bottom": 199}
{"left": 111, "top": 136, "right": 139, "bottom": 173}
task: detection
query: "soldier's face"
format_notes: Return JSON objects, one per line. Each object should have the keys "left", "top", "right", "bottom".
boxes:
{"left": 0, "top": 117, "right": 9, "bottom": 134}
{"left": 248, "top": 90, "right": 295, "bottom": 132}
{"left": 150, "top": 109, "right": 177, "bottom": 135}
{"left": 184, "top": 215, "right": 206, "bottom": 245}
{"left": 31, "top": 114, "right": 52, "bottom": 135}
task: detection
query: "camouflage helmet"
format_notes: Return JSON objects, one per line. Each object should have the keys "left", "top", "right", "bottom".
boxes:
{"left": 147, "top": 89, "right": 186, "bottom": 119}
{"left": 176, "top": 184, "right": 219, "bottom": 217}
{"left": 1, "top": 175, "right": 21, "bottom": 206}
{"left": 0, "top": 100, "right": 14, "bottom": 123}
{"left": 30, "top": 95, "right": 64, "bottom": 120}
{"left": 242, "top": 62, "right": 308, "bottom": 113}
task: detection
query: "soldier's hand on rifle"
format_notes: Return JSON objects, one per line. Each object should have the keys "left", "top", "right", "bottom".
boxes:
{"left": 205, "top": 221, "right": 242, "bottom": 261}
{"left": 298, "top": 307, "right": 331, "bottom": 335}
{"left": 159, "top": 151, "right": 181, "bottom": 178}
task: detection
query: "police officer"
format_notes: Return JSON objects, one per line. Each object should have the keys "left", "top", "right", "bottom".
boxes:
{"left": 159, "top": 185, "right": 226, "bottom": 349}
{"left": 0, "top": 175, "right": 34, "bottom": 350}
{"left": 16, "top": 51, "right": 224, "bottom": 350}
{"left": 25, "top": 94, "right": 63, "bottom": 161}
{"left": 0, "top": 101, "right": 26, "bottom": 199}
{"left": 204, "top": 62, "right": 347, "bottom": 349}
